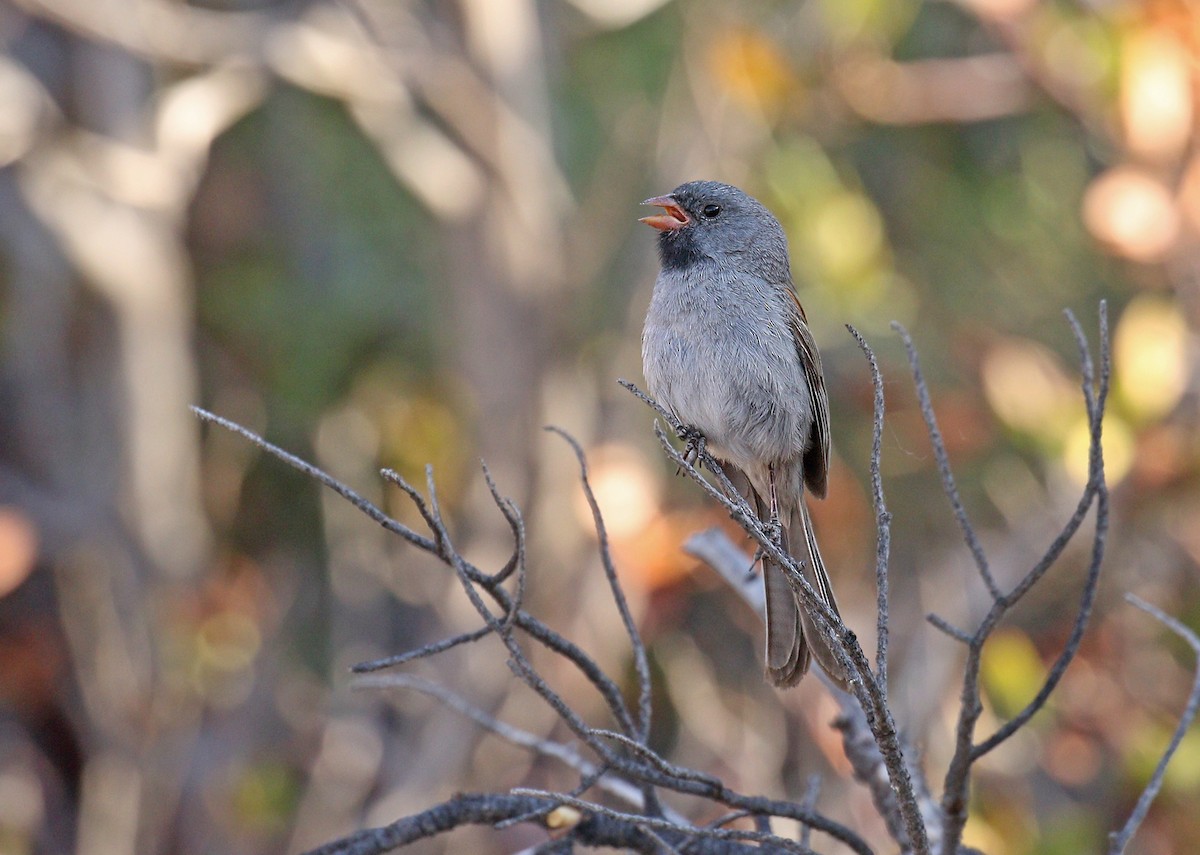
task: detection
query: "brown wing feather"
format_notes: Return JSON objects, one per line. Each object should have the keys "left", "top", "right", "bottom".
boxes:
{"left": 787, "top": 290, "right": 829, "bottom": 499}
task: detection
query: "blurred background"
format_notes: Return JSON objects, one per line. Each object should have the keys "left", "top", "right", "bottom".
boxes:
{"left": 0, "top": 0, "right": 1198, "bottom": 852}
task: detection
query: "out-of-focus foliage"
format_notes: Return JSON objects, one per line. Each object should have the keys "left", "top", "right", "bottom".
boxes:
{"left": 1, "top": 0, "right": 1198, "bottom": 853}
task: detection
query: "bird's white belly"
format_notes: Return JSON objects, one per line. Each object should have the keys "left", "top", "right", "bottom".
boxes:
{"left": 642, "top": 321, "right": 810, "bottom": 471}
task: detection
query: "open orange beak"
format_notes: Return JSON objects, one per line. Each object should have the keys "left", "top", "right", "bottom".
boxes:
{"left": 639, "top": 195, "right": 689, "bottom": 231}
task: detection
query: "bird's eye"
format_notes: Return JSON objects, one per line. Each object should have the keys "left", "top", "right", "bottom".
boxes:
{"left": 701, "top": 204, "right": 721, "bottom": 219}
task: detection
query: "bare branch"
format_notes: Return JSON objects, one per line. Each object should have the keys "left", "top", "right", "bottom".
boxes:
{"left": 350, "top": 626, "right": 493, "bottom": 673}
{"left": 589, "top": 729, "right": 723, "bottom": 790}
{"left": 834, "top": 696, "right": 942, "bottom": 853}
{"left": 300, "top": 792, "right": 724, "bottom": 855}
{"left": 509, "top": 789, "right": 817, "bottom": 854}
{"left": 937, "top": 304, "right": 1110, "bottom": 853}
{"left": 1108, "top": 595, "right": 1200, "bottom": 855}
{"left": 193, "top": 408, "right": 643, "bottom": 741}
{"left": 192, "top": 407, "right": 435, "bottom": 551}
{"left": 891, "top": 325, "right": 1001, "bottom": 602}
{"left": 352, "top": 673, "right": 662, "bottom": 817}
{"left": 380, "top": 467, "right": 444, "bottom": 550}
{"left": 799, "top": 775, "right": 821, "bottom": 850}
{"left": 481, "top": 460, "right": 524, "bottom": 586}
{"left": 624, "top": 383, "right": 931, "bottom": 855}
{"left": 374, "top": 467, "right": 641, "bottom": 740}
{"left": 847, "top": 325, "right": 893, "bottom": 692}
{"left": 704, "top": 810, "right": 754, "bottom": 830}
{"left": 203, "top": 307, "right": 1131, "bottom": 855}
{"left": 686, "top": 525, "right": 943, "bottom": 853}
{"left": 926, "top": 613, "right": 972, "bottom": 645}
{"left": 547, "top": 426, "right": 653, "bottom": 745}
{"left": 973, "top": 304, "right": 1110, "bottom": 760}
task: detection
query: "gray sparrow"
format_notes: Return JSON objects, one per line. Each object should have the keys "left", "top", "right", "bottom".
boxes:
{"left": 640, "top": 180, "right": 844, "bottom": 688}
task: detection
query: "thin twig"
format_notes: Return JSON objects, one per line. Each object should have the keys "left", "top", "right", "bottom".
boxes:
{"left": 479, "top": 464, "right": 528, "bottom": 631}
{"left": 848, "top": 325, "right": 892, "bottom": 693}
{"left": 496, "top": 762, "right": 615, "bottom": 831}
{"left": 703, "top": 810, "right": 753, "bottom": 830}
{"left": 891, "top": 326, "right": 1001, "bottom": 602}
{"left": 380, "top": 467, "right": 445, "bottom": 550}
{"left": 405, "top": 465, "right": 632, "bottom": 769}
{"left": 1108, "top": 596, "right": 1200, "bottom": 854}
{"left": 589, "top": 729, "right": 723, "bottom": 789}
{"left": 626, "top": 383, "right": 930, "bottom": 855}
{"left": 548, "top": 426, "right": 653, "bottom": 744}
{"left": 192, "top": 407, "right": 435, "bottom": 551}
{"left": 353, "top": 672, "right": 668, "bottom": 817}
{"left": 937, "top": 305, "right": 1109, "bottom": 853}
{"left": 509, "top": 789, "right": 816, "bottom": 854}
{"left": 833, "top": 699, "right": 936, "bottom": 853}
{"left": 972, "top": 305, "right": 1110, "bottom": 759}
{"left": 351, "top": 626, "right": 493, "bottom": 673}
{"left": 376, "top": 466, "right": 640, "bottom": 737}
{"left": 926, "top": 614, "right": 972, "bottom": 645}
{"left": 481, "top": 460, "right": 523, "bottom": 585}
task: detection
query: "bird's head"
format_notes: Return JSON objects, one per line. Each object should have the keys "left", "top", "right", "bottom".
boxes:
{"left": 640, "top": 180, "right": 790, "bottom": 280}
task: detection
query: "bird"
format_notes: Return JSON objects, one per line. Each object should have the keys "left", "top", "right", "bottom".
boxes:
{"left": 639, "top": 180, "right": 845, "bottom": 689}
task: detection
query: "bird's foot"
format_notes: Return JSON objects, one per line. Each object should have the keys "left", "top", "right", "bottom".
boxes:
{"left": 676, "top": 426, "right": 706, "bottom": 472}
{"left": 762, "top": 517, "right": 783, "bottom": 550}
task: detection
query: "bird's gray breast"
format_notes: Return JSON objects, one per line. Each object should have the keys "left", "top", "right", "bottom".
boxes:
{"left": 641, "top": 266, "right": 813, "bottom": 471}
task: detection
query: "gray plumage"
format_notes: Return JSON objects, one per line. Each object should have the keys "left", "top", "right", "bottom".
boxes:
{"left": 640, "top": 180, "right": 845, "bottom": 689}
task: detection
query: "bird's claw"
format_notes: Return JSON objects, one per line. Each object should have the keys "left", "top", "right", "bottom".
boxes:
{"left": 763, "top": 518, "right": 783, "bottom": 549}
{"left": 675, "top": 426, "right": 706, "bottom": 473}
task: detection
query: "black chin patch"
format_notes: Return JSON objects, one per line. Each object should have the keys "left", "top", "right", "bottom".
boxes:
{"left": 657, "top": 229, "right": 705, "bottom": 270}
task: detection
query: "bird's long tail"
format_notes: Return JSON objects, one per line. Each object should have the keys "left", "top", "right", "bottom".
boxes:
{"left": 764, "top": 500, "right": 847, "bottom": 689}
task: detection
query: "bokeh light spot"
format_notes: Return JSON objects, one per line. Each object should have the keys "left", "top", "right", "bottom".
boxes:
{"left": 981, "top": 628, "right": 1045, "bottom": 718}
{"left": 981, "top": 339, "right": 1078, "bottom": 442}
{"left": 1121, "top": 29, "right": 1192, "bottom": 162}
{"left": 708, "top": 28, "right": 798, "bottom": 117}
{"left": 1082, "top": 167, "right": 1178, "bottom": 262}
{"left": 572, "top": 444, "right": 660, "bottom": 542}
{"left": 1043, "top": 730, "right": 1102, "bottom": 787}
{"left": 197, "top": 610, "right": 262, "bottom": 674}
{"left": 811, "top": 191, "right": 884, "bottom": 282}
{"left": 1114, "top": 296, "right": 1188, "bottom": 424}
{"left": 0, "top": 507, "right": 38, "bottom": 598}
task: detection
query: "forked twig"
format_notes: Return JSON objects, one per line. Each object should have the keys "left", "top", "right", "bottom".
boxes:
{"left": 935, "top": 304, "right": 1110, "bottom": 852}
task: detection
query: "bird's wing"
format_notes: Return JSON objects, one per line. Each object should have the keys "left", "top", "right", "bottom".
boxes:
{"left": 787, "top": 289, "right": 829, "bottom": 499}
